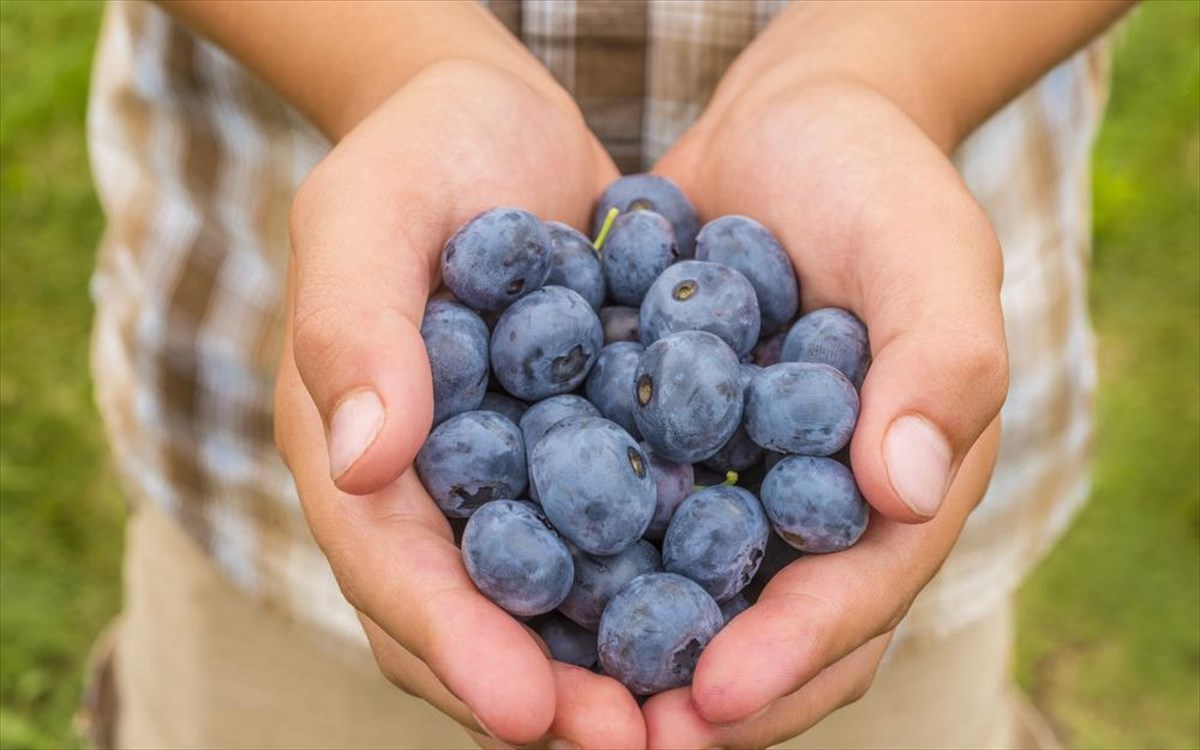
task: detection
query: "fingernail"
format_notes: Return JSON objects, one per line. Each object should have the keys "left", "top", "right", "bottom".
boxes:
{"left": 328, "top": 389, "right": 384, "bottom": 479}
{"left": 548, "top": 739, "right": 579, "bottom": 750}
{"left": 883, "top": 415, "right": 952, "bottom": 517}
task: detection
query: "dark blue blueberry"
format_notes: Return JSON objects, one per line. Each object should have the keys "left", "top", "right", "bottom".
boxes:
{"left": 415, "top": 411, "right": 526, "bottom": 517}
{"left": 518, "top": 395, "right": 601, "bottom": 454}
{"left": 633, "top": 331, "right": 743, "bottom": 463}
{"left": 477, "top": 392, "right": 528, "bottom": 425}
{"left": 597, "top": 572, "right": 723, "bottom": 695}
{"left": 490, "top": 286, "right": 603, "bottom": 400}
{"left": 441, "top": 207, "right": 552, "bottom": 312}
{"left": 760, "top": 456, "right": 869, "bottom": 553}
{"left": 662, "top": 485, "right": 770, "bottom": 602}
{"left": 520, "top": 395, "right": 600, "bottom": 504}
{"left": 530, "top": 417, "right": 657, "bottom": 555}
{"left": 751, "top": 330, "right": 789, "bottom": 367}
{"left": 462, "top": 499, "right": 574, "bottom": 616}
{"left": 719, "top": 593, "right": 751, "bottom": 624}
{"left": 585, "top": 342, "right": 644, "bottom": 439}
{"left": 559, "top": 539, "right": 662, "bottom": 630}
{"left": 639, "top": 261, "right": 761, "bottom": 358}
{"left": 694, "top": 215, "right": 799, "bottom": 335}
{"left": 703, "top": 364, "right": 765, "bottom": 473}
{"left": 532, "top": 612, "right": 599, "bottom": 668}
{"left": 593, "top": 174, "right": 701, "bottom": 257}
{"left": 601, "top": 211, "right": 678, "bottom": 307}
{"left": 421, "top": 300, "right": 490, "bottom": 425}
{"left": 600, "top": 306, "right": 640, "bottom": 344}
{"left": 745, "top": 363, "right": 859, "bottom": 455}
{"left": 545, "top": 221, "right": 606, "bottom": 310}
{"left": 781, "top": 308, "right": 871, "bottom": 388}
{"left": 642, "top": 445, "right": 695, "bottom": 540}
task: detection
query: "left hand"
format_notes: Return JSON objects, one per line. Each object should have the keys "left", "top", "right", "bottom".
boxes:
{"left": 643, "top": 42, "right": 1010, "bottom": 750}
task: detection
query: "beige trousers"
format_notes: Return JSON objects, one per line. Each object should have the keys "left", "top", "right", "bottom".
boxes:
{"left": 105, "top": 506, "right": 1052, "bottom": 750}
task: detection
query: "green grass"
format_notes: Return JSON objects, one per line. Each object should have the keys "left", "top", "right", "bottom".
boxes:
{"left": 1015, "top": 5, "right": 1200, "bottom": 749}
{"left": 0, "top": 2, "right": 1197, "bottom": 749}
{"left": 0, "top": 3, "right": 122, "bottom": 749}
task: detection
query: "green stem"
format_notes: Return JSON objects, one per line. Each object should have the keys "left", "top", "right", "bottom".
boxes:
{"left": 592, "top": 207, "right": 619, "bottom": 255}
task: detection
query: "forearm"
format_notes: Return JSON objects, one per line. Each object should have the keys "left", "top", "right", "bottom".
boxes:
{"left": 714, "top": 0, "right": 1134, "bottom": 151}
{"left": 160, "top": 0, "right": 566, "bottom": 140}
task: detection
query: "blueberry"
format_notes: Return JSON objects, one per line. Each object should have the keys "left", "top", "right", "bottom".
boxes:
{"left": 597, "top": 572, "right": 723, "bottom": 694}
{"left": 719, "top": 593, "right": 751, "bottom": 624}
{"left": 462, "top": 499, "right": 574, "bottom": 616}
{"left": 641, "top": 445, "right": 695, "bottom": 540}
{"left": 633, "top": 331, "right": 743, "bottom": 463}
{"left": 639, "top": 261, "right": 761, "bottom": 358}
{"left": 601, "top": 211, "right": 678, "bottom": 307}
{"left": 593, "top": 174, "right": 701, "bottom": 257}
{"left": 416, "top": 411, "right": 526, "bottom": 517}
{"left": 491, "top": 286, "right": 603, "bottom": 400}
{"left": 441, "top": 207, "right": 552, "bottom": 312}
{"left": 421, "top": 300, "right": 491, "bottom": 425}
{"left": 519, "top": 395, "right": 601, "bottom": 503}
{"left": 530, "top": 417, "right": 657, "bottom": 555}
{"left": 781, "top": 308, "right": 871, "bottom": 388}
{"left": 599, "top": 305, "right": 640, "bottom": 344}
{"left": 477, "top": 392, "right": 528, "bottom": 425}
{"left": 751, "top": 330, "right": 788, "bottom": 367}
{"left": 519, "top": 395, "right": 602, "bottom": 455}
{"left": 662, "top": 485, "right": 770, "bottom": 602}
{"left": 703, "top": 364, "right": 765, "bottom": 473}
{"left": 559, "top": 539, "right": 662, "bottom": 630}
{"left": 532, "top": 612, "right": 599, "bottom": 668}
{"left": 745, "top": 363, "right": 859, "bottom": 455}
{"left": 585, "top": 342, "right": 645, "bottom": 439}
{"left": 694, "top": 215, "right": 799, "bottom": 335}
{"left": 545, "top": 221, "right": 606, "bottom": 310}
{"left": 760, "top": 456, "right": 869, "bottom": 553}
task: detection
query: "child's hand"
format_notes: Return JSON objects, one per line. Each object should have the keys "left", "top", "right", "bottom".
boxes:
{"left": 274, "top": 60, "right": 641, "bottom": 748}
{"left": 644, "top": 75, "right": 1009, "bottom": 750}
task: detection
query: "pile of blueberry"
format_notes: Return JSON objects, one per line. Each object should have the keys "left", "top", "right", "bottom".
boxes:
{"left": 416, "top": 175, "right": 871, "bottom": 696}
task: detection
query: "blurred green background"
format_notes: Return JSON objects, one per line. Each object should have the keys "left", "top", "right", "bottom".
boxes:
{"left": 0, "top": 2, "right": 1197, "bottom": 748}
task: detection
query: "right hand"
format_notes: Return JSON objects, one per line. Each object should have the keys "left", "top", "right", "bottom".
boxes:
{"left": 274, "top": 59, "right": 641, "bottom": 748}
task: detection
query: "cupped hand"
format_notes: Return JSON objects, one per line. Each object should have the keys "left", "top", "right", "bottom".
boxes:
{"left": 274, "top": 59, "right": 643, "bottom": 748}
{"left": 646, "top": 75, "right": 1010, "bottom": 748}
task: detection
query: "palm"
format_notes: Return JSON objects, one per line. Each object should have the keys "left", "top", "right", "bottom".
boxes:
{"left": 279, "top": 60, "right": 636, "bottom": 747}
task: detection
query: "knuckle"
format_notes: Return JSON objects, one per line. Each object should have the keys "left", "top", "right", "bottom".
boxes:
{"left": 957, "top": 336, "right": 1010, "bottom": 418}
{"left": 291, "top": 300, "right": 354, "bottom": 387}
{"left": 842, "top": 668, "right": 878, "bottom": 707}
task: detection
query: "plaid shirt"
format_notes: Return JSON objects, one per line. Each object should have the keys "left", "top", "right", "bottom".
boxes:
{"left": 88, "top": 0, "right": 1110, "bottom": 647}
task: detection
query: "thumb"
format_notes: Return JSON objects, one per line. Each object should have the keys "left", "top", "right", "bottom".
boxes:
{"left": 847, "top": 203, "right": 1010, "bottom": 524}
{"left": 288, "top": 167, "right": 442, "bottom": 496}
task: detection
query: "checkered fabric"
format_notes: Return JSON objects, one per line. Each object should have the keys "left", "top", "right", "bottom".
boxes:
{"left": 87, "top": 0, "right": 1109, "bottom": 647}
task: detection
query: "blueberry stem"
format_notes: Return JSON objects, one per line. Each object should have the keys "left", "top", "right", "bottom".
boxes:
{"left": 592, "top": 207, "right": 620, "bottom": 255}
{"left": 693, "top": 470, "right": 739, "bottom": 491}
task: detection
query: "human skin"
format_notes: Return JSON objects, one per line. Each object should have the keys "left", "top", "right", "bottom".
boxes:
{"left": 642, "top": 2, "right": 1132, "bottom": 746}
{"left": 161, "top": 1, "right": 1133, "bottom": 748}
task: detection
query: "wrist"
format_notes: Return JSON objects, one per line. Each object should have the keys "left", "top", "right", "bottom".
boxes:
{"left": 705, "top": 6, "right": 960, "bottom": 153}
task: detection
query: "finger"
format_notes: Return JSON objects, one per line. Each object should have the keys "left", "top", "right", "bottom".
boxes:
{"left": 840, "top": 178, "right": 1009, "bottom": 524}
{"left": 644, "top": 633, "right": 892, "bottom": 750}
{"left": 276, "top": 346, "right": 556, "bottom": 744}
{"left": 688, "top": 419, "right": 999, "bottom": 725}
{"left": 545, "top": 663, "right": 646, "bottom": 750}
{"left": 288, "top": 142, "right": 442, "bottom": 495}
{"left": 360, "top": 615, "right": 486, "bottom": 733}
